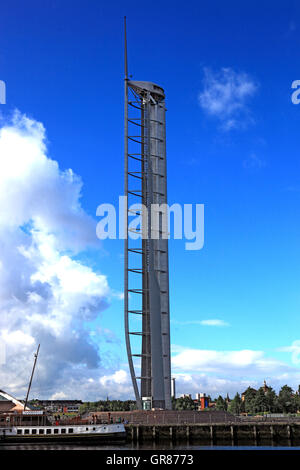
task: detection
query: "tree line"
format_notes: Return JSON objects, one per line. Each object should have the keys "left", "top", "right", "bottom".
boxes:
{"left": 78, "top": 400, "right": 138, "bottom": 414}
{"left": 216, "top": 385, "right": 300, "bottom": 415}
{"left": 35, "top": 384, "right": 300, "bottom": 415}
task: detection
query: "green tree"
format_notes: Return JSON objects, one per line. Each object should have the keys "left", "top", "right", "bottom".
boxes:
{"left": 175, "top": 397, "right": 196, "bottom": 410}
{"left": 278, "top": 385, "right": 295, "bottom": 414}
{"left": 265, "top": 387, "right": 277, "bottom": 413}
{"left": 215, "top": 395, "right": 226, "bottom": 411}
{"left": 253, "top": 387, "right": 268, "bottom": 413}
{"left": 293, "top": 392, "right": 300, "bottom": 413}
{"left": 243, "top": 387, "right": 257, "bottom": 414}
{"left": 79, "top": 403, "right": 90, "bottom": 414}
{"left": 228, "top": 393, "right": 241, "bottom": 415}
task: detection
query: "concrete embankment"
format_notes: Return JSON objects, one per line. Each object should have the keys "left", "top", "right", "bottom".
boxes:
{"left": 125, "top": 422, "right": 300, "bottom": 445}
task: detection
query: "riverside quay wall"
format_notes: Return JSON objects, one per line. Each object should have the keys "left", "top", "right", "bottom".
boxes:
{"left": 86, "top": 410, "right": 237, "bottom": 426}
{"left": 125, "top": 422, "right": 300, "bottom": 445}
{"left": 86, "top": 411, "right": 300, "bottom": 445}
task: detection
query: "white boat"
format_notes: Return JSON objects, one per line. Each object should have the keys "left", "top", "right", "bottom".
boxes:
{"left": 0, "top": 347, "right": 127, "bottom": 444}
{"left": 0, "top": 422, "right": 126, "bottom": 444}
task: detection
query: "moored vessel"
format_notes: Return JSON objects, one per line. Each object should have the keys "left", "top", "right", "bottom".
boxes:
{"left": 0, "top": 346, "right": 127, "bottom": 445}
{"left": 0, "top": 421, "right": 126, "bottom": 444}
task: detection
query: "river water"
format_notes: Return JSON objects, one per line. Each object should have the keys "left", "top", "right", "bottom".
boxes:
{"left": 2, "top": 441, "right": 300, "bottom": 450}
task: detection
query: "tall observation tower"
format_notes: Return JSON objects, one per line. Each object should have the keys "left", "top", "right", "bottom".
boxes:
{"left": 124, "top": 18, "right": 172, "bottom": 410}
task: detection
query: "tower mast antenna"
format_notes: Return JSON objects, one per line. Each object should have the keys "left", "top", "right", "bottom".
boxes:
{"left": 123, "top": 19, "right": 172, "bottom": 410}
{"left": 124, "top": 16, "right": 128, "bottom": 80}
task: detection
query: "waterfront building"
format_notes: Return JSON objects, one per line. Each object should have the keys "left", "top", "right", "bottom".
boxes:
{"left": 33, "top": 399, "right": 83, "bottom": 413}
{"left": 195, "top": 393, "right": 210, "bottom": 410}
{"left": 0, "top": 389, "right": 29, "bottom": 413}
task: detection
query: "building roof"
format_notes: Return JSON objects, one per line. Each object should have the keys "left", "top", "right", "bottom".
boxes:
{"left": 241, "top": 387, "right": 257, "bottom": 396}
{"left": 263, "top": 380, "right": 271, "bottom": 391}
{"left": 0, "top": 389, "right": 30, "bottom": 411}
{"left": 35, "top": 399, "right": 82, "bottom": 404}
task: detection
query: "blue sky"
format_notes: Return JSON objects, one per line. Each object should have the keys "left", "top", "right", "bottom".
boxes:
{"left": 1, "top": 0, "right": 300, "bottom": 400}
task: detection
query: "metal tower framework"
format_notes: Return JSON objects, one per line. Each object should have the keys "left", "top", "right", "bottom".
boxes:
{"left": 124, "top": 19, "right": 172, "bottom": 410}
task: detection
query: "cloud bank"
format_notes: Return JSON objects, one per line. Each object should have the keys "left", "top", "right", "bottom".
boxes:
{"left": 85, "top": 346, "right": 300, "bottom": 400}
{"left": 171, "top": 346, "right": 300, "bottom": 397}
{"left": 0, "top": 111, "right": 119, "bottom": 400}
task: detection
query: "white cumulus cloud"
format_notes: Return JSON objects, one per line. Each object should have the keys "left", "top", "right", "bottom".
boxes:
{"left": 198, "top": 67, "right": 258, "bottom": 130}
{"left": 172, "top": 319, "right": 229, "bottom": 327}
{"left": 172, "top": 347, "right": 292, "bottom": 376}
{"left": 0, "top": 111, "right": 123, "bottom": 400}
{"left": 278, "top": 340, "right": 300, "bottom": 365}
{"left": 171, "top": 346, "right": 300, "bottom": 397}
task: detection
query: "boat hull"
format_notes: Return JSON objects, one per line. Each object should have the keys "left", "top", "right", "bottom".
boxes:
{"left": 0, "top": 431, "right": 126, "bottom": 445}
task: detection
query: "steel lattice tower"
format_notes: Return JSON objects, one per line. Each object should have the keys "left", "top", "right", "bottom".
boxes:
{"left": 124, "top": 18, "right": 171, "bottom": 410}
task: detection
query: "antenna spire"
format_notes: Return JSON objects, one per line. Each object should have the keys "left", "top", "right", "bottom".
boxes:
{"left": 124, "top": 16, "right": 128, "bottom": 80}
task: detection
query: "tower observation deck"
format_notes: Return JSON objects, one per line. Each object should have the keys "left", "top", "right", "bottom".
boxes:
{"left": 124, "top": 21, "right": 172, "bottom": 410}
